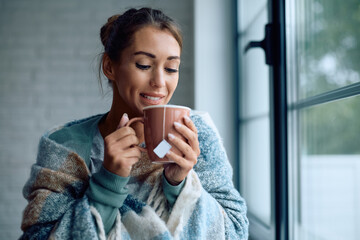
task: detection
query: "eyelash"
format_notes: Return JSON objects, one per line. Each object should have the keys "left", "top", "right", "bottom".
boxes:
{"left": 165, "top": 68, "right": 178, "bottom": 73}
{"left": 136, "top": 63, "right": 150, "bottom": 70}
{"left": 136, "top": 63, "right": 178, "bottom": 73}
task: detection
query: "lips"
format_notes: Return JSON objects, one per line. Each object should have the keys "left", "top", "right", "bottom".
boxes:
{"left": 141, "top": 94, "right": 161, "bottom": 101}
{"left": 140, "top": 93, "right": 165, "bottom": 105}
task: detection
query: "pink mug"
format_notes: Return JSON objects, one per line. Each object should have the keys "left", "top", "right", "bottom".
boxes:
{"left": 125, "top": 105, "right": 191, "bottom": 163}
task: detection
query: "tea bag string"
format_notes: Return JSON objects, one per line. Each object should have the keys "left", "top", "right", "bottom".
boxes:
{"left": 163, "top": 105, "right": 166, "bottom": 139}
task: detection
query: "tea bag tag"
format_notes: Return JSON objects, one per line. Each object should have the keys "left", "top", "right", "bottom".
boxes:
{"left": 153, "top": 139, "right": 172, "bottom": 158}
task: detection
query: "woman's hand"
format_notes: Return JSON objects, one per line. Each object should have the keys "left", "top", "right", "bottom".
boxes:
{"left": 164, "top": 116, "right": 200, "bottom": 185}
{"left": 102, "top": 114, "right": 142, "bottom": 177}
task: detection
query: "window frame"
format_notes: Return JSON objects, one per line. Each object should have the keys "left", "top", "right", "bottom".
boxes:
{"left": 236, "top": 0, "right": 288, "bottom": 239}
{"left": 236, "top": 0, "right": 360, "bottom": 239}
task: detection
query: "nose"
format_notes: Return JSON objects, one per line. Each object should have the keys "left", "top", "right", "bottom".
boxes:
{"left": 150, "top": 68, "right": 166, "bottom": 88}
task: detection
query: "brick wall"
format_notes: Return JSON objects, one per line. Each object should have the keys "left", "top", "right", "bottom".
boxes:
{"left": 0, "top": 0, "right": 194, "bottom": 238}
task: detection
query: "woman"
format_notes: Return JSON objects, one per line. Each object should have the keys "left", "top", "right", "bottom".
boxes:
{"left": 20, "top": 8, "right": 249, "bottom": 240}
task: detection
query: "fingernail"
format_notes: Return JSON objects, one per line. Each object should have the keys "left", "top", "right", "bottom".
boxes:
{"left": 174, "top": 122, "right": 182, "bottom": 128}
{"left": 184, "top": 116, "right": 191, "bottom": 122}
{"left": 117, "top": 113, "right": 129, "bottom": 129}
{"left": 168, "top": 133, "right": 175, "bottom": 140}
{"left": 123, "top": 113, "right": 129, "bottom": 120}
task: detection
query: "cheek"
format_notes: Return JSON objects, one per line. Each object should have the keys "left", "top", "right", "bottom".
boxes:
{"left": 115, "top": 71, "right": 142, "bottom": 93}
{"left": 168, "top": 76, "right": 179, "bottom": 93}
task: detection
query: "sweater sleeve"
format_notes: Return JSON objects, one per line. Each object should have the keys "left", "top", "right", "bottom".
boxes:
{"left": 161, "top": 172, "right": 185, "bottom": 206}
{"left": 191, "top": 113, "right": 249, "bottom": 239}
{"left": 86, "top": 166, "right": 129, "bottom": 234}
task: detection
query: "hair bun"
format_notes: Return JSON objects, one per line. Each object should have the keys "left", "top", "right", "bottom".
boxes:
{"left": 100, "top": 14, "right": 120, "bottom": 47}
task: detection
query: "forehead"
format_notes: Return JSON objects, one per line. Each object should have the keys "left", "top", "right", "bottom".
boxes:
{"left": 129, "top": 26, "right": 181, "bottom": 57}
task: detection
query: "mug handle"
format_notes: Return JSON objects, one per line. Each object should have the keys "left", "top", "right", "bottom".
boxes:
{"left": 125, "top": 117, "right": 147, "bottom": 152}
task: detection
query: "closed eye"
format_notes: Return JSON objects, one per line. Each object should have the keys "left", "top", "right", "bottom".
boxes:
{"left": 165, "top": 68, "right": 178, "bottom": 73}
{"left": 136, "top": 63, "right": 151, "bottom": 70}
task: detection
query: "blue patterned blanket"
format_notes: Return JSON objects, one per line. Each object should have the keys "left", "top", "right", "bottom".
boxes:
{"left": 20, "top": 112, "right": 248, "bottom": 239}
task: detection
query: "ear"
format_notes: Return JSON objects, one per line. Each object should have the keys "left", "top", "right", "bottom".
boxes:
{"left": 102, "top": 53, "right": 116, "bottom": 81}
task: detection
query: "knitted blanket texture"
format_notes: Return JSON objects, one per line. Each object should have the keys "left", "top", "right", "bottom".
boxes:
{"left": 20, "top": 112, "right": 249, "bottom": 240}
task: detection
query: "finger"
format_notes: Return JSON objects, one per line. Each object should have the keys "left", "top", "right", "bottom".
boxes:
{"left": 166, "top": 150, "right": 188, "bottom": 167}
{"left": 122, "top": 147, "right": 142, "bottom": 159}
{"left": 117, "top": 113, "right": 129, "bottom": 129}
{"left": 105, "top": 144, "right": 141, "bottom": 161}
{"left": 168, "top": 133, "right": 194, "bottom": 158}
{"left": 119, "top": 134, "right": 140, "bottom": 148}
{"left": 105, "top": 127, "right": 137, "bottom": 145}
{"left": 105, "top": 144, "right": 141, "bottom": 164}
{"left": 180, "top": 117, "right": 200, "bottom": 156}
{"left": 173, "top": 121, "right": 199, "bottom": 150}
{"left": 183, "top": 116, "right": 198, "bottom": 134}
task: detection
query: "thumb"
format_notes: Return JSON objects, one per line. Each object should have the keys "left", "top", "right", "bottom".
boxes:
{"left": 117, "top": 113, "right": 129, "bottom": 129}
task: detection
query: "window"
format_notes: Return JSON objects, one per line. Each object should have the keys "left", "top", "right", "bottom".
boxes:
{"left": 237, "top": 0, "right": 360, "bottom": 239}
{"left": 237, "top": 0, "right": 274, "bottom": 238}
{"left": 286, "top": 0, "right": 360, "bottom": 239}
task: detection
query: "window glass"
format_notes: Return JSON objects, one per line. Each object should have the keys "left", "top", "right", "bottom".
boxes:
{"left": 241, "top": 117, "right": 271, "bottom": 225}
{"left": 238, "top": 0, "right": 272, "bottom": 230}
{"left": 241, "top": 40, "right": 270, "bottom": 118}
{"left": 287, "top": 0, "right": 360, "bottom": 239}
{"left": 238, "top": 0, "right": 267, "bottom": 31}
{"left": 239, "top": 2, "right": 269, "bottom": 118}
{"left": 295, "top": 0, "right": 360, "bottom": 99}
{"left": 296, "top": 96, "right": 360, "bottom": 239}
{"left": 301, "top": 96, "right": 360, "bottom": 155}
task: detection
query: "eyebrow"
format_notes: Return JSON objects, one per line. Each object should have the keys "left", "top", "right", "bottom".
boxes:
{"left": 134, "top": 51, "right": 180, "bottom": 60}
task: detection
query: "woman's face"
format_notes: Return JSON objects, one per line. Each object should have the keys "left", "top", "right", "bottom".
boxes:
{"left": 111, "top": 26, "right": 181, "bottom": 116}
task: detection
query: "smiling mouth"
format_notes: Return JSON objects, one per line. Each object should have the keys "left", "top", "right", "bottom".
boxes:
{"left": 140, "top": 94, "right": 162, "bottom": 101}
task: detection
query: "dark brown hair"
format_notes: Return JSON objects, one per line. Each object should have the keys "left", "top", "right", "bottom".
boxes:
{"left": 101, "top": 8, "right": 182, "bottom": 61}
{"left": 98, "top": 8, "right": 183, "bottom": 90}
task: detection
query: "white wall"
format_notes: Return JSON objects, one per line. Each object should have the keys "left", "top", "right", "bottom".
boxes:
{"left": 194, "top": 0, "right": 237, "bottom": 170}
{"left": 0, "top": 1, "right": 193, "bottom": 238}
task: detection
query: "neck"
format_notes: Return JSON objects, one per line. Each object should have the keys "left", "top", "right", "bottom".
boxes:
{"left": 99, "top": 87, "right": 144, "bottom": 141}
